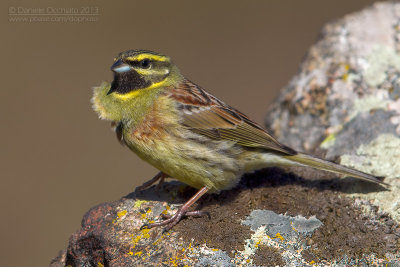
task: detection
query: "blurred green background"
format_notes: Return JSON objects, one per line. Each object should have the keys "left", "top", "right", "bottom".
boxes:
{"left": 0, "top": 0, "right": 379, "bottom": 266}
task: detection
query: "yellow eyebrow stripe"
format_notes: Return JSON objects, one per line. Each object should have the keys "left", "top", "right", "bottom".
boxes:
{"left": 126, "top": 54, "right": 169, "bottom": 62}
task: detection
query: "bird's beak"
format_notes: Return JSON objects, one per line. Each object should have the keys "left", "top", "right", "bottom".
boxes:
{"left": 111, "top": 59, "right": 131, "bottom": 73}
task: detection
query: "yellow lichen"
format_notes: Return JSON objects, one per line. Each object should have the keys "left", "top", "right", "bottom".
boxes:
{"left": 161, "top": 209, "right": 169, "bottom": 215}
{"left": 129, "top": 231, "right": 151, "bottom": 252}
{"left": 134, "top": 251, "right": 143, "bottom": 257}
{"left": 142, "top": 228, "right": 151, "bottom": 239}
{"left": 290, "top": 221, "right": 298, "bottom": 232}
{"left": 169, "top": 256, "right": 178, "bottom": 267}
{"left": 274, "top": 233, "right": 284, "bottom": 241}
{"left": 117, "top": 210, "right": 127, "bottom": 218}
{"left": 133, "top": 234, "right": 142, "bottom": 245}
{"left": 133, "top": 199, "right": 147, "bottom": 208}
{"left": 112, "top": 209, "right": 128, "bottom": 224}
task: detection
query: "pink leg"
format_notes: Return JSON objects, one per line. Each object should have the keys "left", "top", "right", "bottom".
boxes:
{"left": 135, "top": 172, "right": 167, "bottom": 192}
{"left": 141, "top": 186, "right": 209, "bottom": 231}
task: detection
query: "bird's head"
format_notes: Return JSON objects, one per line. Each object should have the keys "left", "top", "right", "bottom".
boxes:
{"left": 92, "top": 50, "right": 182, "bottom": 121}
{"left": 108, "top": 50, "right": 181, "bottom": 99}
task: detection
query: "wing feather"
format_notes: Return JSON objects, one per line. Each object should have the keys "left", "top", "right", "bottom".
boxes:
{"left": 168, "top": 80, "right": 296, "bottom": 155}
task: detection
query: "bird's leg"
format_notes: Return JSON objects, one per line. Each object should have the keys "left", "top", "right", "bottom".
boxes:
{"left": 155, "top": 175, "right": 166, "bottom": 191}
{"left": 135, "top": 172, "right": 167, "bottom": 192}
{"left": 160, "top": 210, "right": 209, "bottom": 219}
{"left": 141, "top": 186, "right": 209, "bottom": 231}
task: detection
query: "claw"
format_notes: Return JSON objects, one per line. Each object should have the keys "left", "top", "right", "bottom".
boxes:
{"left": 161, "top": 213, "right": 171, "bottom": 219}
{"left": 140, "top": 224, "right": 150, "bottom": 230}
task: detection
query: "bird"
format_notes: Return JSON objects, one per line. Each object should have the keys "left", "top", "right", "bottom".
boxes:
{"left": 92, "top": 49, "right": 387, "bottom": 231}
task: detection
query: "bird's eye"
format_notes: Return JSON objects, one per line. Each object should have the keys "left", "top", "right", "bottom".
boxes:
{"left": 140, "top": 59, "right": 151, "bottom": 69}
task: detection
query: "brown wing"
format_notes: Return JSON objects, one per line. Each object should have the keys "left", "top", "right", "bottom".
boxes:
{"left": 167, "top": 80, "right": 297, "bottom": 155}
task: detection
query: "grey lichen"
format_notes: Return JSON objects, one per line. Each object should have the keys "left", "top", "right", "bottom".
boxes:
{"left": 241, "top": 210, "right": 323, "bottom": 266}
{"left": 242, "top": 210, "right": 322, "bottom": 237}
{"left": 324, "top": 110, "right": 398, "bottom": 159}
{"left": 364, "top": 46, "right": 400, "bottom": 88}
{"left": 341, "top": 134, "right": 400, "bottom": 221}
{"left": 195, "top": 250, "right": 235, "bottom": 267}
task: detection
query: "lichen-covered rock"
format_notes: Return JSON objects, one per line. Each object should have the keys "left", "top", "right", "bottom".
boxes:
{"left": 51, "top": 2, "right": 400, "bottom": 266}
{"left": 266, "top": 2, "right": 400, "bottom": 154}
{"left": 50, "top": 171, "right": 399, "bottom": 266}
{"left": 265, "top": 1, "right": 400, "bottom": 224}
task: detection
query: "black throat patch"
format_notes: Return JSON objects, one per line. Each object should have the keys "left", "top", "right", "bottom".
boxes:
{"left": 108, "top": 70, "right": 151, "bottom": 95}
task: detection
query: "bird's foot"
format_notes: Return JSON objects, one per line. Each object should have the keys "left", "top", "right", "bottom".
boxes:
{"left": 135, "top": 172, "right": 167, "bottom": 192}
{"left": 160, "top": 210, "right": 210, "bottom": 220}
{"left": 140, "top": 186, "right": 210, "bottom": 232}
{"left": 141, "top": 206, "right": 210, "bottom": 232}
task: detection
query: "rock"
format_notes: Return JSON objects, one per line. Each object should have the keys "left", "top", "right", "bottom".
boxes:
{"left": 50, "top": 172, "right": 399, "bottom": 266}
{"left": 265, "top": 1, "right": 400, "bottom": 224}
{"left": 51, "top": 2, "right": 400, "bottom": 266}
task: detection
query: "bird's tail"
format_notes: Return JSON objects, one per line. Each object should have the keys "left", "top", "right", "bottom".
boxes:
{"left": 284, "top": 152, "right": 388, "bottom": 186}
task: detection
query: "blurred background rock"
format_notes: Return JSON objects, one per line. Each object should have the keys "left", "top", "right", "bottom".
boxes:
{"left": 0, "top": 1, "right": 382, "bottom": 266}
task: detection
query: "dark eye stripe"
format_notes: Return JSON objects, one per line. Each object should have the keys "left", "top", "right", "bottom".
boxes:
{"left": 126, "top": 60, "right": 141, "bottom": 67}
{"left": 126, "top": 59, "right": 151, "bottom": 69}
